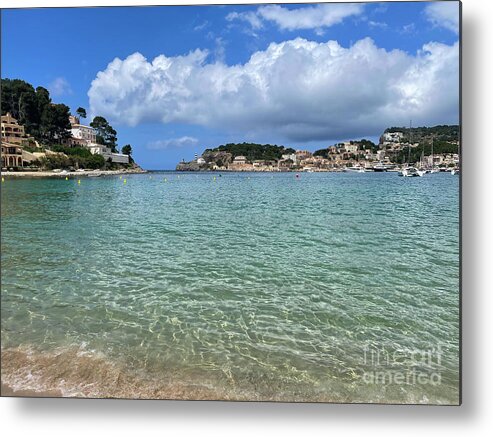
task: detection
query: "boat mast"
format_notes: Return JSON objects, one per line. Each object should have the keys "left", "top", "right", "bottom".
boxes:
{"left": 407, "top": 120, "right": 412, "bottom": 166}
{"left": 431, "top": 136, "right": 434, "bottom": 171}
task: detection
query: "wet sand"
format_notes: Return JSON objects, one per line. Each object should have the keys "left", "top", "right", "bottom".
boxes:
{"left": 1, "top": 382, "right": 62, "bottom": 398}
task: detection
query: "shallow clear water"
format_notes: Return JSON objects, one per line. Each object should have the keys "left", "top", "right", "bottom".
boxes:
{"left": 1, "top": 172, "right": 459, "bottom": 403}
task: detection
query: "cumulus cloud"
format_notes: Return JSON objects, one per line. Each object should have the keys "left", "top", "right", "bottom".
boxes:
{"left": 425, "top": 2, "right": 459, "bottom": 34}
{"left": 48, "top": 77, "right": 72, "bottom": 97}
{"left": 147, "top": 136, "right": 198, "bottom": 150}
{"left": 89, "top": 37, "right": 459, "bottom": 142}
{"left": 227, "top": 4, "right": 364, "bottom": 32}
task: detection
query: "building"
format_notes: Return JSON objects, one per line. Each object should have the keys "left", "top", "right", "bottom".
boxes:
{"left": 382, "top": 132, "right": 404, "bottom": 143}
{"left": 87, "top": 144, "right": 129, "bottom": 164}
{"left": 342, "top": 142, "right": 359, "bottom": 154}
{"left": 1, "top": 113, "right": 31, "bottom": 146}
{"left": 1, "top": 143, "right": 24, "bottom": 168}
{"left": 69, "top": 116, "right": 97, "bottom": 145}
{"left": 197, "top": 157, "right": 206, "bottom": 165}
{"left": 67, "top": 116, "right": 128, "bottom": 164}
{"left": 296, "top": 150, "right": 312, "bottom": 161}
{"left": 281, "top": 153, "right": 297, "bottom": 162}
{"left": 233, "top": 155, "right": 247, "bottom": 165}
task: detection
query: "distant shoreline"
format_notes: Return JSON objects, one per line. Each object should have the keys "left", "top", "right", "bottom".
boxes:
{"left": 1, "top": 168, "right": 147, "bottom": 179}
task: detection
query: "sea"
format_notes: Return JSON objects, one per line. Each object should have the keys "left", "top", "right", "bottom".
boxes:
{"left": 1, "top": 171, "right": 460, "bottom": 404}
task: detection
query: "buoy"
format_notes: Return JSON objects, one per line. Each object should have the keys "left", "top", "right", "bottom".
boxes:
{"left": 296, "top": 174, "right": 300, "bottom": 179}
{"left": 164, "top": 178, "right": 167, "bottom": 182}
{"left": 77, "top": 179, "right": 81, "bottom": 184}
{"left": 119, "top": 175, "right": 122, "bottom": 179}
{"left": 1, "top": 177, "right": 4, "bottom": 183}
{"left": 65, "top": 176, "right": 68, "bottom": 180}
{"left": 123, "top": 179, "right": 127, "bottom": 184}
{"left": 213, "top": 176, "right": 216, "bottom": 181}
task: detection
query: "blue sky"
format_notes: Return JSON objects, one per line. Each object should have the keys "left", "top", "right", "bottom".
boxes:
{"left": 1, "top": 2, "right": 459, "bottom": 169}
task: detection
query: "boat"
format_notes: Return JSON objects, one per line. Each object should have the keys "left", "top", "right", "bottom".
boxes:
{"left": 400, "top": 166, "right": 422, "bottom": 177}
{"left": 429, "top": 137, "right": 439, "bottom": 173}
{"left": 451, "top": 168, "right": 460, "bottom": 175}
{"left": 373, "top": 162, "right": 390, "bottom": 172}
{"left": 344, "top": 165, "right": 365, "bottom": 173}
{"left": 398, "top": 121, "right": 423, "bottom": 177}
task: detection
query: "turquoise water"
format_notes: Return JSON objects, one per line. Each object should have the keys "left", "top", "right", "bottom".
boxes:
{"left": 1, "top": 172, "right": 459, "bottom": 403}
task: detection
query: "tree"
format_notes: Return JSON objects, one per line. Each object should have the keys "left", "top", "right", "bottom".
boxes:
{"left": 40, "top": 103, "right": 71, "bottom": 144}
{"left": 90, "top": 116, "right": 118, "bottom": 152}
{"left": 121, "top": 144, "right": 132, "bottom": 156}
{"left": 76, "top": 107, "right": 87, "bottom": 120}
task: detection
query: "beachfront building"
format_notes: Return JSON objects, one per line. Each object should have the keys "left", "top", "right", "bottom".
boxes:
{"left": 233, "top": 155, "right": 247, "bottom": 165}
{"left": 65, "top": 116, "right": 129, "bottom": 164}
{"left": 87, "top": 143, "right": 129, "bottom": 164}
{"left": 69, "top": 116, "right": 97, "bottom": 145}
{"left": 1, "top": 143, "right": 24, "bottom": 168}
{"left": 1, "top": 113, "right": 31, "bottom": 147}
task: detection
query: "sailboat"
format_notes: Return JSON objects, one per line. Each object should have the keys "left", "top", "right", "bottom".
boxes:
{"left": 399, "top": 121, "right": 424, "bottom": 177}
{"left": 430, "top": 137, "right": 439, "bottom": 173}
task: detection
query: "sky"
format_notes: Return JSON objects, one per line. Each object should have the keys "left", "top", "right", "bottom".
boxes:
{"left": 1, "top": 1, "right": 460, "bottom": 170}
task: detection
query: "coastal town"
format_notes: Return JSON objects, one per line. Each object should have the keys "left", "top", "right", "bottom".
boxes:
{"left": 177, "top": 127, "right": 460, "bottom": 174}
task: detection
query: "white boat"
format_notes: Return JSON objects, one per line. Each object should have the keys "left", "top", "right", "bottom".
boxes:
{"left": 451, "top": 168, "right": 460, "bottom": 175}
{"left": 429, "top": 137, "right": 439, "bottom": 173}
{"left": 400, "top": 167, "right": 422, "bottom": 177}
{"left": 344, "top": 165, "right": 365, "bottom": 173}
{"left": 373, "top": 162, "right": 395, "bottom": 172}
{"left": 398, "top": 122, "right": 423, "bottom": 177}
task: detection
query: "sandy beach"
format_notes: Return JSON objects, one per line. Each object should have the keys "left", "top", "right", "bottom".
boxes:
{"left": 1, "top": 382, "right": 62, "bottom": 398}
{"left": 1, "top": 168, "right": 147, "bottom": 179}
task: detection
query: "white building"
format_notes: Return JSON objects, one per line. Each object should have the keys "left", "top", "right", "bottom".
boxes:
{"left": 197, "top": 157, "right": 206, "bottom": 164}
{"left": 233, "top": 155, "right": 247, "bottom": 164}
{"left": 281, "top": 153, "right": 297, "bottom": 162}
{"left": 383, "top": 132, "right": 404, "bottom": 143}
{"left": 70, "top": 124, "right": 97, "bottom": 144}
{"left": 342, "top": 142, "right": 359, "bottom": 154}
{"left": 87, "top": 143, "right": 129, "bottom": 164}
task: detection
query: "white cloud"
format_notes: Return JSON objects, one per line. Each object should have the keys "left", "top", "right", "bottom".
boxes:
{"left": 368, "top": 20, "right": 388, "bottom": 29}
{"left": 147, "top": 136, "right": 198, "bottom": 150}
{"left": 227, "top": 4, "right": 364, "bottom": 32}
{"left": 89, "top": 37, "right": 459, "bottom": 142}
{"left": 226, "top": 11, "right": 263, "bottom": 30}
{"left": 257, "top": 4, "right": 365, "bottom": 31}
{"left": 48, "top": 77, "right": 72, "bottom": 97}
{"left": 425, "top": 2, "right": 459, "bottom": 34}
{"left": 193, "top": 21, "right": 209, "bottom": 31}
